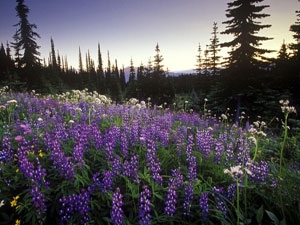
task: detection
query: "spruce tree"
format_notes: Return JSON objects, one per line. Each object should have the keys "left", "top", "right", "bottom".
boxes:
{"left": 120, "top": 65, "right": 126, "bottom": 91}
{"left": 12, "top": 0, "right": 40, "bottom": 68}
{"left": 203, "top": 45, "right": 210, "bottom": 75}
{"left": 209, "top": 22, "right": 221, "bottom": 75}
{"left": 79, "top": 47, "right": 83, "bottom": 73}
{"left": 290, "top": 10, "right": 300, "bottom": 66}
{"left": 97, "top": 43, "right": 104, "bottom": 74}
{"left": 221, "top": 0, "right": 272, "bottom": 71}
{"left": 50, "top": 37, "right": 57, "bottom": 67}
{"left": 195, "top": 43, "right": 202, "bottom": 75}
{"left": 129, "top": 58, "right": 136, "bottom": 84}
{"left": 154, "top": 43, "right": 164, "bottom": 73}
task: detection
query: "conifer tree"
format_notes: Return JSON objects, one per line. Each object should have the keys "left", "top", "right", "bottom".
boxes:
{"left": 79, "top": 47, "right": 83, "bottom": 73}
{"left": 12, "top": 0, "right": 40, "bottom": 68}
{"left": 115, "top": 59, "right": 120, "bottom": 80}
{"left": 221, "top": 0, "right": 272, "bottom": 71}
{"left": 64, "top": 55, "right": 68, "bottom": 71}
{"left": 146, "top": 57, "right": 153, "bottom": 74}
{"left": 107, "top": 51, "right": 111, "bottom": 74}
{"left": 50, "top": 37, "right": 57, "bottom": 67}
{"left": 154, "top": 43, "right": 164, "bottom": 73}
{"left": 97, "top": 43, "right": 104, "bottom": 74}
{"left": 120, "top": 65, "right": 126, "bottom": 91}
{"left": 290, "top": 10, "right": 300, "bottom": 65}
{"left": 57, "top": 51, "right": 61, "bottom": 69}
{"left": 129, "top": 58, "right": 136, "bottom": 84}
{"left": 203, "top": 45, "right": 210, "bottom": 75}
{"left": 195, "top": 43, "right": 202, "bottom": 75}
{"left": 277, "top": 40, "right": 289, "bottom": 62}
{"left": 86, "top": 52, "right": 89, "bottom": 72}
{"left": 209, "top": 22, "right": 221, "bottom": 75}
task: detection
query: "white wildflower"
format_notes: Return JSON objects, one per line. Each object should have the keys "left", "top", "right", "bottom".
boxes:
{"left": 221, "top": 114, "right": 227, "bottom": 120}
{"left": 248, "top": 136, "right": 257, "bottom": 145}
{"left": 185, "top": 100, "right": 188, "bottom": 104}
{"left": 37, "top": 118, "right": 43, "bottom": 122}
{"left": 204, "top": 98, "right": 208, "bottom": 102}
{"left": 257, "top": 131, "right": 267, "bottom": 137}
{"left": 0, "top": 200, "right": 4, "bottom": 208}
{"left": 68, "top": 120, "right": 75, "bottom": 124}
{"left": 253, "top": 121, "right": 260, "bottom": 127}
{"left": 6, "top": 99, "right": 17, "bottom": 105}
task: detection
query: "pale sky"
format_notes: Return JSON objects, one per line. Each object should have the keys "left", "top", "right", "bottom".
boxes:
{"left": 0, "top": 0, "right": 299, "bottom": 71}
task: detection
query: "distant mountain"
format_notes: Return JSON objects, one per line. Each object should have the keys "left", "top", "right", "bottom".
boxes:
{"left": 123, "top": 67, "right": 197, "bottom": 81}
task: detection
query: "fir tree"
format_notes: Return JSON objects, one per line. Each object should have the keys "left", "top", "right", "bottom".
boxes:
{"left": 120, "top": 65, "right": 126, "bottom": 91}
{"left": 154, "top": 43, "right": 164, "bottom": 73}
{"left": 79, "top": 47, "right": 83, "bottom": 73}
{"left": 50, "top": 37, "right": 57, "bottom": 67}
{"left": 129, "top": 58, "right": 136, "bottom": 84}
{"left": 203, "top": 45, "right": 210, "bottom": 75}
{"left": 57, "top": 51, "right": 61, "bottom": 69}
{"left": 209, "top": 22, "right": 221, "bottom": 75}
{"left": 221, "top": 0, "right": 272, "bottom": 71}
{"left": 97, "top": 43, "right": 104, "bottom": 74}
{"left": 11, "top": 0, "right": 40, "bottom": 68}
{"left": 195, "top": 43, "right": 202, "bottom": 75}
{"left": 290, "top": 10, "right": 300, "bottom": 65}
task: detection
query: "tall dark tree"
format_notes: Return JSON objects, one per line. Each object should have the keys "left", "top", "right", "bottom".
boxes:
{"left": 290, "top": 10, "right": 300, "bottom": 67}
{"left": 128, "top": 58, "right": 136, "bottom": 84}
{"left": 97, "top": 43, "right": 104, "bottom": 74}
{"left": 78, "top": 47, "right": 83, "bottom": 73}
{"left": 50, "top": 37, "right": 57, "bottom": 67}
{"left": 11, "top": 0, "right": 40, "bottom": 68}
{"left": 203, "top": 45, "right": 210, "bottom": 75}
{"left": 120, "top": 64, "right": 126, "bottom": 91}
{"left": 195, "top": 43, "right": 202, "bottom": 75}
{"left": 209, "top": 22, "right": 221, "bottom": 75}
{"left": 153, "top": 43, "right": 164, "bottom": 73}
{"left": 221, "top": 0, "right": 272, "bottom": 71}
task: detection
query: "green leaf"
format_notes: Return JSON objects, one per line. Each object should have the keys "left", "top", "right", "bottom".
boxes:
{"left": 265, "top": 210, "right": 280, "bottom": 225}
{"left": 256, "top": 205, "right": 264, "bottom": 224}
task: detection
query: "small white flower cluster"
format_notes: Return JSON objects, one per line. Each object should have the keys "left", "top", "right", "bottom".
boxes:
{"left": 0, "top": 200, "right": 4, "bottom": 208}
{"left": 0, "top": 86, "right": 9, "bottom": 95}
{"left": 126, "top": 98, "right": 147, "bottom": 110}
{"left": 221, "top": 113, "right": 228, "bottom": 120}
{"left": 224, "top": 165, "right": 252, "bottom": 179}
{"left": 279, "top": 100, "right": 297, "bottom": 114}
{"left": 0, "top": 105, "right": 6, "bottom": 110}
{"left": 56, "top": 89, "right": 111, "bottom": 105}
{"left": 6, "top": 99, "right": 18, "bottom": 105}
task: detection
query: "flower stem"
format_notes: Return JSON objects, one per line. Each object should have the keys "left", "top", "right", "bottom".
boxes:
{"left": 236, "top": 179, "right": 240, "bottom": 225}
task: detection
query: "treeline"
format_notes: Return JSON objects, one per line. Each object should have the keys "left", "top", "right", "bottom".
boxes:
{"left": 0, "top": 0, "right": 299, "bottom": 121}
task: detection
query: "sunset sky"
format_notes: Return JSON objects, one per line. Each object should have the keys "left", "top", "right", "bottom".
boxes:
{"left": 0, "top": 0, "right": 299, "bottom": 71}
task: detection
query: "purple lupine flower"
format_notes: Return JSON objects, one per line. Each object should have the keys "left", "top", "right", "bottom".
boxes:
{"left": 212, "top": 186, "right": 228, "bottom": 216}
{"left": 129, "top": 120, "right": 139, "bottom": 148}
{"left": 183, "top": 182, "right": 194, "bottom": 216}
{"left": 226, "top": 183, "right": 236, "bottom": 202}
{"left": 1, "top": 136, "right": 14, "bottom": 163}
{"left": 186, "top": 134, "right": 194, "bottom": 161}
{"left": 100, "top": 170, "right": 114, "bottom": 193}
{"left": 249, "top": 160, "right": 269, "bottom": 184}
{"left": 164, "top": 184, "right": 177, "bottom": 217}
{"left": 188, "top": 156, "right": 197, "bottom": 184}
{"left": 146, "top": 139, "right": 163, "bottom": 185}
{"left": 104, "top": 126, "right": 120, "bottom": 161}
{"left": 59, "top": 189, "right": 91, "bottom": 224}
{"left": 122, "top": 153, "right": 140, "bottom": 183}
{"left": 90, "top": 125, "right": 103, "bottom": 151}
{"left": 199, "top": 193, "right": 209, "bottom": 221}
{"left": 214, "top": 141, "right": 225, "bottom": 165}
{"left": 111, "top": 187, "right": 124, "bottom": 225}
{"left": 139, "top": 185, "right": 151, "bottom": 225}
{"left": 164, "top": 168, "right": 183, "bottom": 216}
{"left": 30, "top": 185, "right": 47, "bottom": 213}
{"left": 196, "top": 129, "right": 213, "bottom": 160}
{"left": 120, "top": 127, "right": 129, "bottom": 158}
{"left": 112, "top": 155, "right": 122, "bottom": 176}
{"left": 225, "top": 143, "right": 235, "bottom": 167}
{"left": 158, "top": 129, "right": 170, "bottom": 148}
{"left": 50, "top": 140, "right": 75, "bottom": 180}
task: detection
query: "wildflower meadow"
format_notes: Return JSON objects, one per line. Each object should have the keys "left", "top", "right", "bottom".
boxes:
{"left": 0, "top": 86, "right": 299, "bottom": 225}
